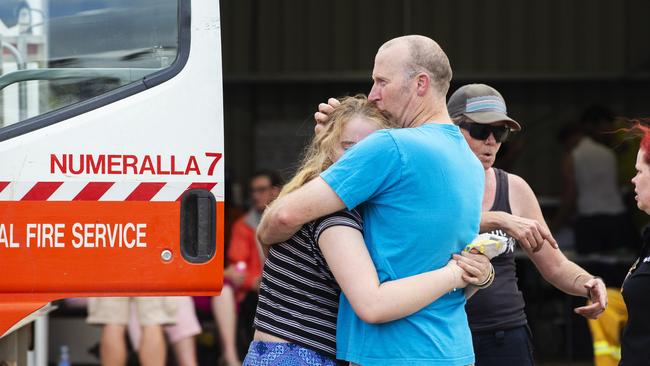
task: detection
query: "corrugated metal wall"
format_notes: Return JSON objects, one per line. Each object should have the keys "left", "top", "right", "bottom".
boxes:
{"left": 220, "top": 0, "right": 650, "bottom": 199}
{"left": 221, "top": 0, "right": 650, "bottom": 77}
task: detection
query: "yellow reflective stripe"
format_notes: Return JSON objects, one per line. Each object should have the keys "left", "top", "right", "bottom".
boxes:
{"left": 593, "top": 341, "right": 621, "bottom": 359}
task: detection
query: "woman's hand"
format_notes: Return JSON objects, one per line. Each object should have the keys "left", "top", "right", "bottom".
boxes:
{"left": 499, "top": 212, "right": 558, "bottom": 252}
{"left": 452, "top": 250, "right": 492, "bottom": 286}
{"left": 574, "top": 277, "right": 608, "bottom": 319}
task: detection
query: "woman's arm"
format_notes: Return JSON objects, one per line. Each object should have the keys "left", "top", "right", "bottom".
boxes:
{"left": 480, "top": 211, "right": 557, "bottom": 252}
{"left": 257, "top": 177, "right": 346, "bottom": 247}
{"left": 318, "top": 225, "right": 491, "bottom": 324}
{"left": 508, "top": 174, "right": 607, "bottom": 319}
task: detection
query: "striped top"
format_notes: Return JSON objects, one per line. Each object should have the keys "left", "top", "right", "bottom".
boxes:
{"left": 253, "top": 209, "right": 363, "bottom": 359}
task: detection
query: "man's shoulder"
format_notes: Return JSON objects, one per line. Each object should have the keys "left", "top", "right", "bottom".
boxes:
{"left": 367, "top": 128, "right": 395, "bottom": 141}
{"left": 391, "top": 124, "right": 463, "bottom": 145}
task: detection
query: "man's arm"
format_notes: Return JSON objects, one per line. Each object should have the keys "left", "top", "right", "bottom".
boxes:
{"left": 256, "top": 177, "right": 345, "bottom": 246}
{"left": 259, "top": 128, "right": 401, "bottom": 247}
{"left": 508, "top": 174, "right": 607, "bottom": 319}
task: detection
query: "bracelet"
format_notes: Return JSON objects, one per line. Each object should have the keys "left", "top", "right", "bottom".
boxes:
{"left": 476, "top": 264, "right": 495, "bottom": 289}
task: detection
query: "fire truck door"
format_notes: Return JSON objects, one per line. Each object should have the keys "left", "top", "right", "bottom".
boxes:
{"left": 0, "top": 0, "right": 224, "bottom": 337}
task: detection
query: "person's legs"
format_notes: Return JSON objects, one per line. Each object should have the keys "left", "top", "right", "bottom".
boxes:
{"left": 171, "top": 336, "right": 198, "bottom": 366}
{"left": 471, "top": 326, "right": 534, "bottom": 366}
{"left": 212, "top": 285, "right": 241, "bottom": 365}
{"left": 167, "top": 297, "right": 201, "bottom": 366}
{"left": 87, "top": 297, "right": 130, "bottom": 366}
{"left": 127, "top": 301, "right": 143, "bottom": 350}
{"left": 139, "top": 325, "right": 166, "bottom": 366}
{"left": 100, "top": 324, "right": 128, "bottom": 366}
{"left": 136, "top": 297, "right": 178, "bottom": 366}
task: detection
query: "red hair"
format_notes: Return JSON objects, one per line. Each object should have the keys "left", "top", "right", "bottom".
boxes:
{"left": 630, "top": 120, "right": 650, "bottom": 165}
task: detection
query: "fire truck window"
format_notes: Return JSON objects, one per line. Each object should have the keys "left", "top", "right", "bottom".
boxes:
{"left": 0, "top": 0, "right": 178, "bottom": 128}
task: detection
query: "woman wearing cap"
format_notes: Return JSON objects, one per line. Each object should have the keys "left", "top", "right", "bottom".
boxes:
{"left": 620, "top": 123, "right": 650, "bottom": 365}
{"left": 447, "top": 84, "right": 608, "bottom": 366}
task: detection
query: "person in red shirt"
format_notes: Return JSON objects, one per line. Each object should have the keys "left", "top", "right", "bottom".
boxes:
{"left": 212, "top": 171, "right": 282, "bottom": 366}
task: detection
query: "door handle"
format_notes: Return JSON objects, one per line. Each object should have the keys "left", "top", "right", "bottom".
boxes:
{"left": 180, "top": 189, "right": 216, "bottom": 263}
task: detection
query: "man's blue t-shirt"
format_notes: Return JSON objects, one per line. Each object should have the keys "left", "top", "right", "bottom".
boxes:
{"left": 320, "top": 123, "right": 484, "bottom": 366}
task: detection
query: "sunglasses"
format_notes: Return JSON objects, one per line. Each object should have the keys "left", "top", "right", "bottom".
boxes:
{"left": 458, "top": 121, "right": 511, "bottom": 143}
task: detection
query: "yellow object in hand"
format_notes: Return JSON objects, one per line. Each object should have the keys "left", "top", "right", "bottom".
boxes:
{"left": 464, "top": 233, "right": 508, "bottom": 260}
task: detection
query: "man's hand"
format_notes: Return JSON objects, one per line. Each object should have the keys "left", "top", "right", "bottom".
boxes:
{"left": 574, "top": 277, "right": 608, "bottom": 319}
{"left": 501, "top": 212, "right": 558, "bottom": 252}
{"left": 314, "top": 98, "right": 340, "bottom": 134}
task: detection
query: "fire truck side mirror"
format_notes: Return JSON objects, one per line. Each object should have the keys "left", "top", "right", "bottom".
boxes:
{"left": 180, "top": 189, "right": 217, "bottom": 263}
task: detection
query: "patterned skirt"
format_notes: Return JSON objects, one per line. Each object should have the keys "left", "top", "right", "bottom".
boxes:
{"left": 243, "top": 341, "right": 338, "bottom": 366}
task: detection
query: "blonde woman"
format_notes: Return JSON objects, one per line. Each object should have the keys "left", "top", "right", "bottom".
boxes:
{"left": 243, "top": 95, "right": 492, "bottom": 366}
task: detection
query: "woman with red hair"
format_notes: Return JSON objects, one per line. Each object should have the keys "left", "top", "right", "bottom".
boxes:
{"left": 622, "top": 123, "right": 650, "bottom": 365}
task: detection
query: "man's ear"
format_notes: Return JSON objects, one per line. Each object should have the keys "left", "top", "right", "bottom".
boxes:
{"left": 416, "top": 73, "right": 430, "bottom": 96}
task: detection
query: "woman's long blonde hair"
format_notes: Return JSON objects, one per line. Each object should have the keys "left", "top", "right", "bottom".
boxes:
{"left": 280, "top": 95, "right": 394, "bottom": 197}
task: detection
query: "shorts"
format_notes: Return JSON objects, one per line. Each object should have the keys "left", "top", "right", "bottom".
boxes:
{"left": 87, "top": 297, "right": 178, "bottom": 326}
{"left": 127, "top": 296, "right": 200, "bottom": 348}
{"left": 243, "top": 341, "right": 337, "bottom": 366}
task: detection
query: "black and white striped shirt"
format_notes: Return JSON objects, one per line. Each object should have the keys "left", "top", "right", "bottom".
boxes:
{"left": 253, "top": 209, "right": 363, "bottom": 359}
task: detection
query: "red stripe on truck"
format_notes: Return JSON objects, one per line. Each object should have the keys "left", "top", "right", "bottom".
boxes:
{"left": 125, "top": 182, "right": 166, "bottom": 201}
{"left": 73, "top": 182, "right": 115, "bottom": 201}
{"left": 21, "top": 182, "right": 64, "bottom": 201}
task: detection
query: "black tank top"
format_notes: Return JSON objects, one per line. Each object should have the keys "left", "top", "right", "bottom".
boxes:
{"left": 465, "top": 168, "right": 528, "bottom": 332}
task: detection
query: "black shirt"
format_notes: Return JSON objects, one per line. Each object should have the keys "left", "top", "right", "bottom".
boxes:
{"left": 465, "top": 168, "right": 528, "bottom": 332}
{"left": 620, "top": 230, "right": 650, "bottom": 366}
